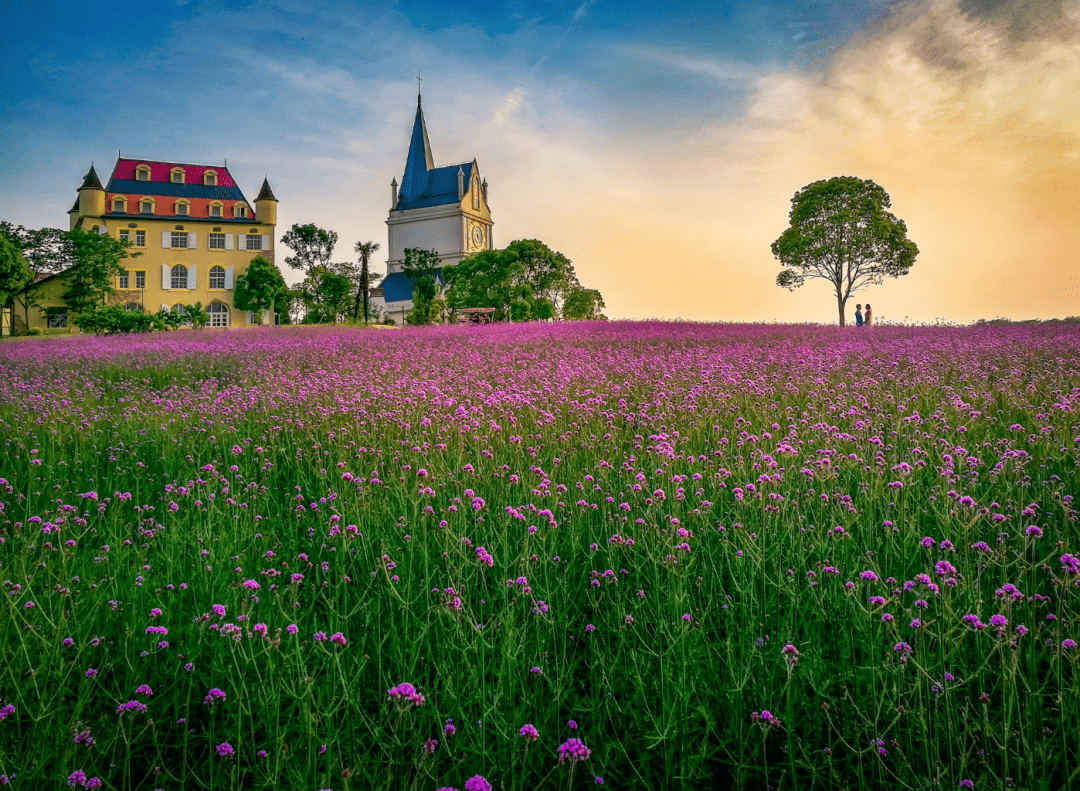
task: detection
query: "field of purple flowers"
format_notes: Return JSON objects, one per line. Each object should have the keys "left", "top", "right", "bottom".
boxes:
{"left": 1, "top": 321, "right": 1078, "bottom": 791}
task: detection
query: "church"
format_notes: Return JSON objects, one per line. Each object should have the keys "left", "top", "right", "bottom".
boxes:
{"left": 371, "top": 92, "right": 493, "bottom": 325}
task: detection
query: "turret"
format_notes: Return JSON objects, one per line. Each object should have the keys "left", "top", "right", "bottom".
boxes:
{"left": 391, "top": 177, "right": 399, "bottom": 209}
{"left": 255, "top": 177, "right": 278, "bottom": 226}
{"left": 457, "top": 167, "right": 465, "bottom": 200}
{"left": 481, "top": 178, "right": 488, "bottom": 204}
{"left": 77, "top": 165, "right": 106, "bottom": 220}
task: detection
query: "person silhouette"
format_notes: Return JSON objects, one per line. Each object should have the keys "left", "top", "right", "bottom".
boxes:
{"left": 854, "top": 304, "right": 863, "bottom": 327}
{"left": 864, "top": 304, "right": 873, "bottom": 326}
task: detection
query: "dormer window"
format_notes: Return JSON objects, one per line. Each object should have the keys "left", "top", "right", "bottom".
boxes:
{"left": 175, "top": 200, "right": 190, "bottom": 216}
{"left": 140, "top": 198, "right": 154, "bottom": 214}
{"left": 233, "top": 204, "right": 247, "bottom": 218}
{"left": 112, "top": 197, "right": 127, "bottom": 213}
{"left": 136, "top": 165, "right": 151, "bottom": 181}
{"left": 204, "top": 170, "right": 217, "bottom": 186}
{"left": 170, "top": 168, "right": 185, "bottom": 184}
{"left": 208, "top": 202, "right": 223, "bottom": 218}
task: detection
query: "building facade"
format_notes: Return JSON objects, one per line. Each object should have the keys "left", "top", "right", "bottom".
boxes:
{"left": 372, "top": 95, "right": 493, "bottom": 325}
{"left": 15, "top": 157, "right": 278, "bottom": 333}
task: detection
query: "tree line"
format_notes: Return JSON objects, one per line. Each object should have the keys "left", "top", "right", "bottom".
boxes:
{"left": 1, "top": 218, "right": 605, "bottom": 335}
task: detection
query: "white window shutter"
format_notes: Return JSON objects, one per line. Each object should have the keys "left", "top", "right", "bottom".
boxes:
{"left": 161, "top": 264, "right": 171, "bottom": 290}
{"left": 224, "top": 265, "right": 234, "bottom": 289}
{"left": 161, "top": 231, "right": 171, "bottom": 248}
{"left": 261, "top": 235, "right": 269, "bottom": 250}
{"left": 187, "top": 265, "right": 196, "bottom": 290}
{"left": 161, "top": 303, "right": 169, "bottom": 312}
{"left": 188, "top": 232, "right": 196, "bottom": 248}
{"left": 224, "top": 233, "right": 233, "bottom": 250}
{"left": 236, "top": 234, "right": 246, "bottom": 251}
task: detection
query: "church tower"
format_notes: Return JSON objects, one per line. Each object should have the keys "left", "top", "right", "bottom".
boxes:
{"left": 375, "top": 91, "right": 493, "bottom": 324}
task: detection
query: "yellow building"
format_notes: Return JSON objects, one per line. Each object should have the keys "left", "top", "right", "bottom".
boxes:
{"left": 15, "top": 157, "right": 278, "bottom": 333}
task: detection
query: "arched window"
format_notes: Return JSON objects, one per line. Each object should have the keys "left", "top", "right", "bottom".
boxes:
{"left": 171, "top": 303, "right": 192, "bottom": 326}
{"left": 207, "top": 302, "right": 229, "bottom": 328}
{"left": 140, "top": 198, "right": 154, "bottom": 214}
{"left": 136, "top": 165, "right": 151, "bottom": 181}
{"left": 175, "top": 200, "right": 189, "bottom": 216}
{"left": 208, "top": 265, "right": 226, "bottom": 289}
{"left": 171, "top": 264, "right": 188, "bottom": 289}
{"left": 170, "top": 168, "right": 185, "bottom": 184}
{"left": 204, "top": 170, "right": 217, "bottom": 186}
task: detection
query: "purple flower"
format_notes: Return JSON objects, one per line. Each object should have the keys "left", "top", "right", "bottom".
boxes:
{"left": 1063, "top": 639, "right": 1077, "bottom": 650}
{"left": 567, "top": 720, "right": 578, "bottom": 730}
{"left": 67, "top": 771, "right": 86, "bottom": 788}
{"left": 464, "top": 776, "right": 492, "bottom": 791}
{"left": 84, "top": 668, "right": 97, "bottom": 678}
{"left": 329, "top": 631, "right": 347, "bottom": 646}
{"left": 423, "top": 738, "right": 438, "bottom": 754}
{"left": 520, "top": 723, "right": 539, "bottom": 741}
{"left": 204, "top": 687, "right": 226, "bottom": 706}
{"left": 557, "top": 737, "right": 592, "bottom": 764}
{"left": 314, "top": 631, "right": 327, "bottom": 642}
{"left": 529, "top": 666, "right": 542, "bottom": 675}
{"left": 444, "top": 719, "right": 456, "bottom": 736}
{"left": 989, "top": 614, "right": 1008, "bottom": 628}
{"left": 0, "top": 705, "right": 14, "bottom": 722}
{"left": 959, "top": 781, "right": 974, "bottom": 789}
{"left": 386, "top": 682, "right": 425, "bottom": 707}
{"left": 135, "top": 684, "right": 153, "bottom": 696}
{"left": 1061, "top": 554, "right": 1080, "bottom": 575}
{"left": 216, "top": 742, "right": 234, "bottom": 758}
{"left": 286, "top": 624, "right": 298, "bottom": 635}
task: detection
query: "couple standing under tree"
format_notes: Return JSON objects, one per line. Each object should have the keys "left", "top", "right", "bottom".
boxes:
{"left": 854, "top": 303, "right": 873, "bottom": 327}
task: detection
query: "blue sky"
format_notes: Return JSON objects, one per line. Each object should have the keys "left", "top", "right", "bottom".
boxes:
{"left": 2, "top": 0, "right": 1078, "bottom": 322}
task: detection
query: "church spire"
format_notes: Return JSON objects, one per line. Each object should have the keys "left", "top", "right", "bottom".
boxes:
{"left": 399, "top": 93, "right": 435, "bottom": 205}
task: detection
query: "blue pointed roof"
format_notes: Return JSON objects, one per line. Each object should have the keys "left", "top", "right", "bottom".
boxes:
{"left": 399, "top": 96, "right": 435, "bottom": 205}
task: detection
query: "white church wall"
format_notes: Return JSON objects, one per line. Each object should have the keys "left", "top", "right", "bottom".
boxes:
{"left": 389, "top": 213, "right": 460, "bottom": 263}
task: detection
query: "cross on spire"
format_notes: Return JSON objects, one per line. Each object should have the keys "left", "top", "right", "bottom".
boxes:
{"left": 417, "top": 70, "right": 422, "bottom": 98}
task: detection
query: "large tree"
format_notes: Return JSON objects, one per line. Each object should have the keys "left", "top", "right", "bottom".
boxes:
{"left": 0, "top": 234, "right": 31, "bottom": 333}
{"left": 507, "top": 239, "right": 579, "bottom": 319}
{"left": 772, "top": 176, "right": 918, "bottom": 326}
{"left": 1, "top": 223, "right": 74, "bottom": 333}
{"left": 442, "top": 247, "right": 519, "bottom": 321}
{"left": 281, "top": 223, "right": 337, "bottom": 279}
{"left": 62, "top": 228, "right": 140, "bottom": 315}
{"left": 352, "top": 240, "right": 381, "bottom": 323}
{"left": 233, "top": 256, "right": 287, "bottom": 320}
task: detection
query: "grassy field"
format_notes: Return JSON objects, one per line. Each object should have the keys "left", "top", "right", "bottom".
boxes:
{"left": 1, "top": 322, "right": 1078, "bottom": 791}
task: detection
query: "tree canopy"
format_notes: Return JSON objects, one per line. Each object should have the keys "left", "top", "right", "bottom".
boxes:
{"left": 233, "top": 256, "right": 287, "bottom": 318}
{"left": 281, "top": 223, "right": 338, "bottom": 278}
{"left": 772, "top": 176, "right": 918, "bottom": 326}
{"left": 62, "top": 228, "right": 140, "bottom": 314}
{"left": 443, "top": 239, "right": 602, "bottom": 322}
{"left": 0, "top": 234, "right": 31, "bottom": 317}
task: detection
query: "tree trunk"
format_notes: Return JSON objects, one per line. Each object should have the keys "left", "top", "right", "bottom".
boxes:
{"left": 837, "top": 293, "right": 846, "bottom": 327}
{"left": 361, "top": 259, "right": 369, "bottom": 324}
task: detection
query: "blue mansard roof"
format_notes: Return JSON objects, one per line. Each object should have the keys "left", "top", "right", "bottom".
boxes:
{"left": 379, "top": 268, "right": 445, "bottom": 303}
{"left": 396, "top": 162, "right": 474, "bottom": 211}
{"left": 104, "top": 179, "right": 249, "bottom": 202}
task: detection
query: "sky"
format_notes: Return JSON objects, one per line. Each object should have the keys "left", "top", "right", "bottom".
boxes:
{"left": 1, "top": 0, "right": 1078, "bottom": 324}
